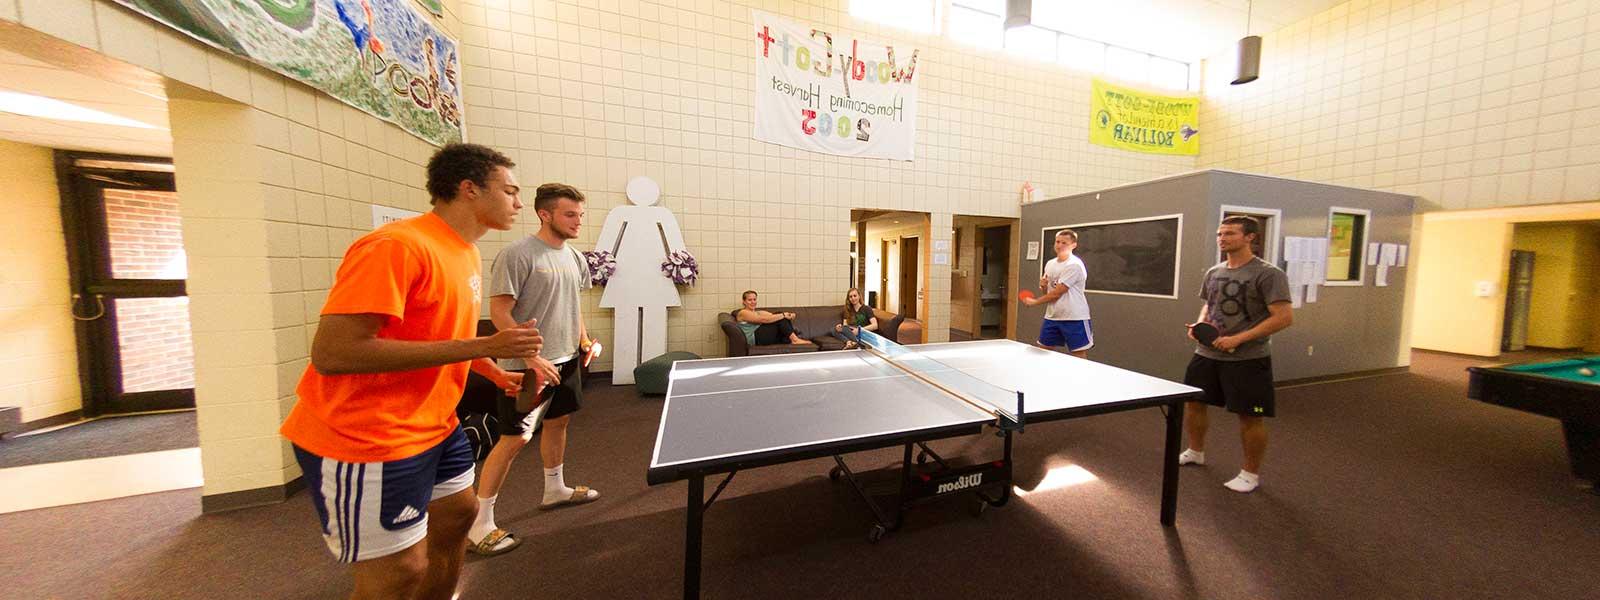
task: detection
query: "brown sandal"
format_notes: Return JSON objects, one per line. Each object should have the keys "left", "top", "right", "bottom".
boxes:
{"left": 539, "top": 485, "right": 600, "bottom": 510}
{"left": 469, "top": 528, "right": 521, "bottom": 556}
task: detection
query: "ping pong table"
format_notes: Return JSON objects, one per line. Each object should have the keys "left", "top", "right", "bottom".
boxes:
{"left": 647, "top": 331, "right": 1202, "bottom": 599}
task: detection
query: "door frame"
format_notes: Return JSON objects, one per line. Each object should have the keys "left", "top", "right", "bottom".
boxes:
{"left": 54, "top": 150, "right": 194, "bottom": 417}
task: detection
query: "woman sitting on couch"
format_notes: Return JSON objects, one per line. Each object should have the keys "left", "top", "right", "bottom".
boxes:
{"left": 734, "top": 290, "right": 812, "bottom": 346}
{"left": 832, "top": 287, "right": 878, "bottom": 349}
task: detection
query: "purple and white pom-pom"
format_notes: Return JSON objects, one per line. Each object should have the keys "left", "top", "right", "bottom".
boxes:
{"left": 660, "top": 250, "right": 698, "bottom": 285}
{"left": 584, "top": 250, "right": 616, "bottom": 286}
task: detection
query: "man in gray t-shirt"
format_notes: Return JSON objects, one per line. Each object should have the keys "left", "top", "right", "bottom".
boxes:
{"left": 468, "top": 183, "right": 601, "bottom": 556}
{"left": 1179, "top": 216, "right": 1294, "bottom": 494}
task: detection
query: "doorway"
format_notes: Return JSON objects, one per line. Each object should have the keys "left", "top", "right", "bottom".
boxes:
{"left": 850, "top": 209, "right": 931, "bottom": 326}
{"left": 57, "top": 153, "right": 195, "bottom": 416}
{"left": 1219, "top": 205, "right": 1281, "bottom": 264}
{"left": 879, "top": 239, "right": 891, "bottom": 310}
{"left": 950, "top": 215, "right": 1018, "bottom": 341}
{"left": 978, "top": 225, "right": 1010, "bottom": 339}
{"left": 899, "top": 236, "right": 919, "bottom": 319}
{"left": 1507, "top": 221, "right": 1600, "bottom": 352}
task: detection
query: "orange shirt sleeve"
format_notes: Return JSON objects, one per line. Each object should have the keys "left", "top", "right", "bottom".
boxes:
{"left": 321, "top": 234, "right": 415, "bottom": 323}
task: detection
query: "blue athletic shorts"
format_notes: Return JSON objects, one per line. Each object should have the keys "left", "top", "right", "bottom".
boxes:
{"left": 292, "top": 425, "right": 475, "bottom": 563}
{"left": 1039, "top": 319, "right": 1093, "bottom": 352}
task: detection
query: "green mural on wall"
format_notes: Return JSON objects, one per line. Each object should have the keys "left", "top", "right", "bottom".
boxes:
{"left": 113, "top": 0, "right": 463, "bottom": 146}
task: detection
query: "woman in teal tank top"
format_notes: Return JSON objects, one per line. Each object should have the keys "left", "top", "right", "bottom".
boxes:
{"left": 734, "top": 290, "right": 811, "bottom": 346}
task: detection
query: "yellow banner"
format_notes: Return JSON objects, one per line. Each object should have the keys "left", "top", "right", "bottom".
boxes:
{"left": 1089, "top": 79, "right": 1200, "bottom": 156}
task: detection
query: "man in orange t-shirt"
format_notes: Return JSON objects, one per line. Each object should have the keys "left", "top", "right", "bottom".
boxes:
{"left": 280, "top": 143, "right": 542, "bottom": 600}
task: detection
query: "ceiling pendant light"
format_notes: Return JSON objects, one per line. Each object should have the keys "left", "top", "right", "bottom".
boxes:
{"left": 1232, "top": 0, "right": 1261, "bottom": 85}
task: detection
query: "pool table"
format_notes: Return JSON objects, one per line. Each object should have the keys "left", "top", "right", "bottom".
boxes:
{"left": 1467, "top": 356, "right": 1600, "bottom": 490}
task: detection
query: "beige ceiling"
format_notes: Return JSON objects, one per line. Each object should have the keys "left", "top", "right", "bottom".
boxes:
{"left": 0, "top": 45, "right": 171, "bottom": 157}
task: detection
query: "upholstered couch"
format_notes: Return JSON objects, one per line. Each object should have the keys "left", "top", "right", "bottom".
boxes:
{"left": 718, "top": 306, "right": 920, "bottom": 357}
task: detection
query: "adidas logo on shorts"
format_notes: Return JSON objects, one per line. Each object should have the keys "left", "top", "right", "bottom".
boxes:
{"left": 394, "top": 505, "right": 421, "bottom": 524}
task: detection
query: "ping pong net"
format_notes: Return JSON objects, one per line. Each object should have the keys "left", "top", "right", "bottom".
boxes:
{"left": 844, "top": 328, "right": 1026, "bottom": 431}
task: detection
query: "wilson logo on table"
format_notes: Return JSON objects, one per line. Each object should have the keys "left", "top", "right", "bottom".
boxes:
{"left": 936, "top": 473, "right": 983, "bottom": 494}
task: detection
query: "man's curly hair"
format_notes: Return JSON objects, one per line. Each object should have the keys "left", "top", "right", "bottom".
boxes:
{"left": 425, "top": 143, "right": 515, "bottom": 204}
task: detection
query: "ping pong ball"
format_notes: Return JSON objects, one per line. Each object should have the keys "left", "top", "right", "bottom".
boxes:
{"left": 1580, "top": 367, "right": 1596, "bottom": 377}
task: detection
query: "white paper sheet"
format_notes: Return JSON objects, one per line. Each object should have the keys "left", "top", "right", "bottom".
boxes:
{"left": 1376, "top": 264, "right": 1389, "bottom": 287}
{"left": 1367, "top": 242, "right": 1381, "bottom": 265}
{"left": 1397, "top": 244, "right": 1408, "bottom": 267}
{"left": 1026, "top": 241, "right": 1040, "bottom": 260}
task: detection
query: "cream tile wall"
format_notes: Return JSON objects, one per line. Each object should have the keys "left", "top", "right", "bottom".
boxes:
{"left": 457, "top": 0, "right": 1196, "bottom": 354}
{"left": 0, "top": 140, "right": 81, "bottom": 422}
{"left": 1198, "top": 0, "right": 1600, "bottom": 212}
{"left": 5, "top": 1, "right": 463, "bottom": 498}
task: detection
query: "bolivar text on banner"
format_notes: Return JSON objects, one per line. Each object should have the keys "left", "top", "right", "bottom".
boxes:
{"left": 1089, "top": 78, "right": 1200, "bottom": 156}
{"left": 752, "top": 10, "right": 920, "bottom": 161}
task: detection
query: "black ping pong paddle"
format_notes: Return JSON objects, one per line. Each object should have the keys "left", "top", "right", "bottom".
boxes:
{"left": 1189, "top": 322, "right": 1220, "bottom": 347}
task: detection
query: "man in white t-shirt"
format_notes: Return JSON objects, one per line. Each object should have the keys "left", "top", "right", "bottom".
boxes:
{"left": 1022, "top": 229, "right": 1091, "bottom": 358}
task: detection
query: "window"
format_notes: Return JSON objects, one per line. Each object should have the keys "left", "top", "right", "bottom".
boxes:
{"left": 1105, "top": 46, "right": 1149, "bottom": 82}
{"left": 947, "top": 0, "right": 1191, "bottom": 90}
{"left": 1325, "top": 207, "right": 1372, "bottom": 285}
{"left": 948, "top": 4, "right": 1002, "bottom": 49}
{"left": 1004, "top": 25, "right": 1057, "bottom": 61}
{"left": 1058, "top": 34, "right": 1105, "bottom": 73}
{"left": 1149, "top": 57, "right": 1190, "bottom": 91}
{"left": 849, "top": 0, "right": 941, "bottom": 34}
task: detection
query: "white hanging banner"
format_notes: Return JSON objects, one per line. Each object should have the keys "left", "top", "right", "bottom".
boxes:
{"left": 752, "top": 10, "right": 920, "bottom": 161}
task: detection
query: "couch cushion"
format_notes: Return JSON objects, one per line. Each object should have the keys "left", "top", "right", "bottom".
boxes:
{"left": 749, "top": 343, "right": 818, "bottom": 356}
{"left": 810, "top": 334, "right": 849, "bottom": 351}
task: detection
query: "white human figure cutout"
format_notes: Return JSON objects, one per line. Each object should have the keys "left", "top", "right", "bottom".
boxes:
{"left": 594, "top": 176, "right": 688, "bottom": 384}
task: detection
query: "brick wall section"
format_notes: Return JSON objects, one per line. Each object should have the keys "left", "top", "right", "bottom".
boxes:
{"left": 103, "top": 189, "right": 187, "bottom": 279}
{"left": 102, "top": 189, "right": 194, "bottom": 393}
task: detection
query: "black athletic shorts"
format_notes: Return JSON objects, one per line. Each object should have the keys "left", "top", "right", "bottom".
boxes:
{"left": 1183, "top": 354, "right": 1275, "bottom": 417}
{"left": 497, "top": 357, "right": 582, "bottom": 436}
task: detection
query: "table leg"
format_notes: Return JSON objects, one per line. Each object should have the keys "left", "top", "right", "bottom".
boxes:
{"left": 685, "top": 475, "right": 703, "bottom": 600}
{"left": 1160, "top": 401, "right": 1184, "bottom": 526}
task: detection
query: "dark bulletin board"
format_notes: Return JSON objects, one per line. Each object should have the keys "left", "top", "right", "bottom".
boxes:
{"left": 1041, "top": 214, "right": 1182, "bottom": 298}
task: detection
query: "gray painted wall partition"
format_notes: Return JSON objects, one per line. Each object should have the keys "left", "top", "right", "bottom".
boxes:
{"left": 1018, "top": 170, "right": 1415, "bottom": 382}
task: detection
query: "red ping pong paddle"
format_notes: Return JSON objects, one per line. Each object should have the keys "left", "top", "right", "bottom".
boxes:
{"left": 1189, "top": 322, "right": 1220, "bottom": 347}
{"left": 515, "top": 369, "right": 548, "bottom": 413}
{"left": 1018, "top": 289, "right": 1036, "bottom": 302}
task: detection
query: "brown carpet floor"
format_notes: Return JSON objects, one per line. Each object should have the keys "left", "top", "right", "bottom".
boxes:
{"left": 1, "top": 350, "right": 1595, "bottom": 599}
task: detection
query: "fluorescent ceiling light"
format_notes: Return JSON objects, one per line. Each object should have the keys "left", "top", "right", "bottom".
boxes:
{"left": 0, "top": 91, "right": 159, "bottom": 129}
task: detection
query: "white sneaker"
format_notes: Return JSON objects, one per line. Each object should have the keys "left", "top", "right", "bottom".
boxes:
{"left": 1224, "top": 471, "right": 1259, "bottom": 493}
{"left": 1177, "top": 449, "right": 1206, "bottom": 466}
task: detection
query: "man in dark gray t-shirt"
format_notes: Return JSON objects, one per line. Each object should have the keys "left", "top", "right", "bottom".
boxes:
{"left": 1180, "top": 216, "right": 1294, "bottom": 494}
{"left": 468, "top": 183, "right": 601, "bottom": 556}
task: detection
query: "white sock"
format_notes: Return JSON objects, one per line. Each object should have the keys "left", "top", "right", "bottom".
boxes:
{"left": 1178, "top": 448, "right": 1206, "bottom": 466}
{"left": 543, "top": 464, "right": 571, "bottom": 503}
{"left": 1224, "top": 470, "right": 1260, "bottom": 493}
{"left": 468, "top": 495, "right": 498, "bottom": 542}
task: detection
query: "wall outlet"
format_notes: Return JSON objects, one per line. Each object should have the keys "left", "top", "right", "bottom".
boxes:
{"left": 1474, "top": 281, "right": 1495, "bottom": 297}
{"left": 1307, "top": 345, "right": 1315, "bottom": 356}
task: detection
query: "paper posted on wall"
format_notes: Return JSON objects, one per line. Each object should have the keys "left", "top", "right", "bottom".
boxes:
{"left": 1282, "top": 236, "right": 1329, "bottom": 306}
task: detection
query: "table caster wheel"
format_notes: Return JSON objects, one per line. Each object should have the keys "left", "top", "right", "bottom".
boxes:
{"left": 828, "top": 466, "right": 843, "bottom": 481}
{"left": 868, "top": 524, "right": 886, "bottom": 543}
{"left": 916, "top": 451, "right": 929, "bottom": 465}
